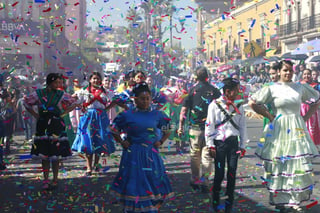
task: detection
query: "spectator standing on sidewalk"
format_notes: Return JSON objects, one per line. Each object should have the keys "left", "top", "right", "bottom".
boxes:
{"left": 300, "top": 68, "right": 320, "bottom": 151}
{"left": 16, "top": 90, "right": 35, "bottom": 142}
{"left": 205, "top": 77, "right": 248, "bottom": 213}
{"left": 0, "top": 83, "right": 8, "bottom": 170}
{"left": 262, "top": 63, "right": 280, "bottom": 128}
{"left": 2, "top": 91, "right": 17, "bottom": 154}
{"left": 178, "top": 66, "right": 221, "bottom": 192}
{"left": 311, "top": 69, "right": 319, "bottom": 84}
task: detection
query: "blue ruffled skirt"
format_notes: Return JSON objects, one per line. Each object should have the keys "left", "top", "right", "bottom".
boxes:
{"left": 111, "top": 143, "right": 174, "bottom": 212}
{"left": 72, "top": 109, "right": 115, "bottom": 155}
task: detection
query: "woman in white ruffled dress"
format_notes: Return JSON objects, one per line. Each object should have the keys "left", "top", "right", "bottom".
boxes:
{"left": 248, "top": 60, "right": 320, "bottom": 212}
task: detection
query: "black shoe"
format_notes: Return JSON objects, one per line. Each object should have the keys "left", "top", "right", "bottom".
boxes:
{"left": 0, "top": 164, "right": 6, "bottom": 170}
{"left": 225, "top": 204, "right": 232, "bottom": 213}
{"left": 212, "top": 201, "right": 220, "bottom": 212}
{"left": 189, "top": 182, "right": 200, "bottom": 190}
{"left": 225, "top": 199, "right": 233, "bottom": 213}
{"left": 47, "top": 181, "right": 58, "bottom": 191}
{"left": 200, "top": 185, "right": 210, "bottom": 193}
{"left": 212, "top": 191, "right": 220, "bottom": 211}
{"left": 94, "top": 166, "right": 100, "bottom": 172}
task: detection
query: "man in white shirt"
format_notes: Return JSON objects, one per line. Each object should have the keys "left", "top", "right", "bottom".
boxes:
{"left": 205, "top": 77, "right": 248, "bottom": 213}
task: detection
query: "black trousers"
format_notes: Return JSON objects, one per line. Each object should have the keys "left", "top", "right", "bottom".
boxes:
{"left": 212, "top": 136, "right": 240, "bottom": 206}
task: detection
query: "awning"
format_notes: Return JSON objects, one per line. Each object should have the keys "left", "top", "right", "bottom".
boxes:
{"left": 231, "top": 59, "right": 242, "bottom": 65}
{"left": 267, "top": 56, "right": 281, "bottom": 62}
{"left": 281, "top": 52, "right": 308, "bottom": 60}
{"left": 241, "top": 57, "right": 262, "bottom": 66}
{"left": 253, "top": 57, "right": 266, "bottom": 65}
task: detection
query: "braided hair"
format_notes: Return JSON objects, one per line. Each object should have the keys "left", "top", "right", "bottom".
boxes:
{"left": 46, "top": 73, "right": 60, "bottom": 86}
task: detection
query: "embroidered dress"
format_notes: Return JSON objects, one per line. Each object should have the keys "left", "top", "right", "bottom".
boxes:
{"left": 24, "top": 89, "right": 74, "bottom": 161}
{"left": 169, "top": 89, "right": 190, "bottom": 144}
{"left": 252, "top": 82, "right": 320, "bottom": 206}
{"left": 113, "top": 88, "right": 134, "bottom": 109}
{"left": 71, "top": 87, "right": 115, "bottom": 155}
{"left": 300, "top": 83, "right": 320, "bottom": 151}
{"left": 165, "top": 88, "right": 187, "bottom": 141}
{"left": 111, "top": 108, "right": 174, "bottom": 212}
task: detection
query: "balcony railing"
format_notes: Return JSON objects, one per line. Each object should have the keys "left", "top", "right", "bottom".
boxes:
{"left": 279, "top": 13, "right": 320, "bottom": 37}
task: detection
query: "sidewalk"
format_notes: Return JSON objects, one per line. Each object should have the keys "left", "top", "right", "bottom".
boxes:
{"left": 0, "top": 118, "right": 319, "bottom": 212}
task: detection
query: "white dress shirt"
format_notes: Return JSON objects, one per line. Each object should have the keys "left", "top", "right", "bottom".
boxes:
{"left": 205, "top": 98, "right": 248, "bottom": 149}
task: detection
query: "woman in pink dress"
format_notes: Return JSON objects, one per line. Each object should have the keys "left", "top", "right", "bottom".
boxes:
{"left": 300, "top": 68, "right": 320, "bottom": 151}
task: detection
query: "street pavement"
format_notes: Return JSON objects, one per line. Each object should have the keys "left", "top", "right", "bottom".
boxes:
{"left": 1, "top": 118, "right": 320, "bottom": 213}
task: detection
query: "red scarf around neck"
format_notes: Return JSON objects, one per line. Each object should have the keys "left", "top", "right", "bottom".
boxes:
{"left": 83, "top": 86, "right": 106, "bottom": 108}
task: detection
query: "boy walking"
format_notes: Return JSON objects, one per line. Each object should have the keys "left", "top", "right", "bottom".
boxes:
{"left": 205, "top": 78, "right": 248, "bottom": 212}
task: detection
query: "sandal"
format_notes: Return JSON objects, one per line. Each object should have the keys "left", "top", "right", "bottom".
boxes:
{"left": 42, "top": 180, "right": 50, "bottom": 190}
{"left": 84, "top": 171, "right": 92, "bottom": 176}
{"left": 49, "top": 181, "right": 58, "bottom": 190}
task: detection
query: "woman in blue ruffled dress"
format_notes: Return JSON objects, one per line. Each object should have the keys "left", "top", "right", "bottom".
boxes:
{"left": 72, "top": 72, "right": 116, "bottom": 176}
{"left": 249, "top": 60, "right": 320, "bottom": 212}
{"left": 111, "top": 82, "right": 174, "bottom": 212}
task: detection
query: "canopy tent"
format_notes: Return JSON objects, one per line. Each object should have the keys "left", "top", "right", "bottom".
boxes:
{"left": 292, "top": 39, "right": 320, "bottom": 55}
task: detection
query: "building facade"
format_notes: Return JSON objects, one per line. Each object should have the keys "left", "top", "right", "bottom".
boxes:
{"left": 0, "top": 0, "right": 87, "bottom": 79}
{"left": 195, "top": 0, "right": 249, "bottom": 56}
{"left": 0, "top": 1, "right": 43, "bottom": 75}
{"left": 203, "top": 0, "right": 283, "bottom": 65}
{"left": 279, "top": 0, "right": 320, "bottom": 53}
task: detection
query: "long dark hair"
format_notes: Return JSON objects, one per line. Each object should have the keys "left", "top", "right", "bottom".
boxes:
{"left": 46, "top": 73, "right": 60, "bottom": 87}
{"left": 88, "top": 72, "right": 106, "bottom": 94}
{"left": 279, "top": 60, "right": 294, "bottom": 70}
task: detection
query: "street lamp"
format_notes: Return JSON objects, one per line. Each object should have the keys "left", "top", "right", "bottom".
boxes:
{"left": 296, "top": 0, "right": 301, "bottom": 32}
{"left": 286, "top": 1, "right": 292, "bottom": 34}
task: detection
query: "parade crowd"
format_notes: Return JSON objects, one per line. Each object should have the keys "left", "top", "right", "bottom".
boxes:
{"left": 1, "top": 60, "right": 320, "bottom": 213}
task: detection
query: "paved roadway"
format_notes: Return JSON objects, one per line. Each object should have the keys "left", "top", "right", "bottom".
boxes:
{"left": 1, "top": 118, "right": 320, "bottom": 213}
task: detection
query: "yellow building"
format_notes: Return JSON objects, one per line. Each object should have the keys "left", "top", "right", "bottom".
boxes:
{"left": 203, "top": 0, "right": 283, "bottom": 65}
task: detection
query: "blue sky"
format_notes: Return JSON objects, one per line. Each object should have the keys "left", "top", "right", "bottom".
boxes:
{"left": 86, "top": 0, "right": 198, "bottom": 49}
